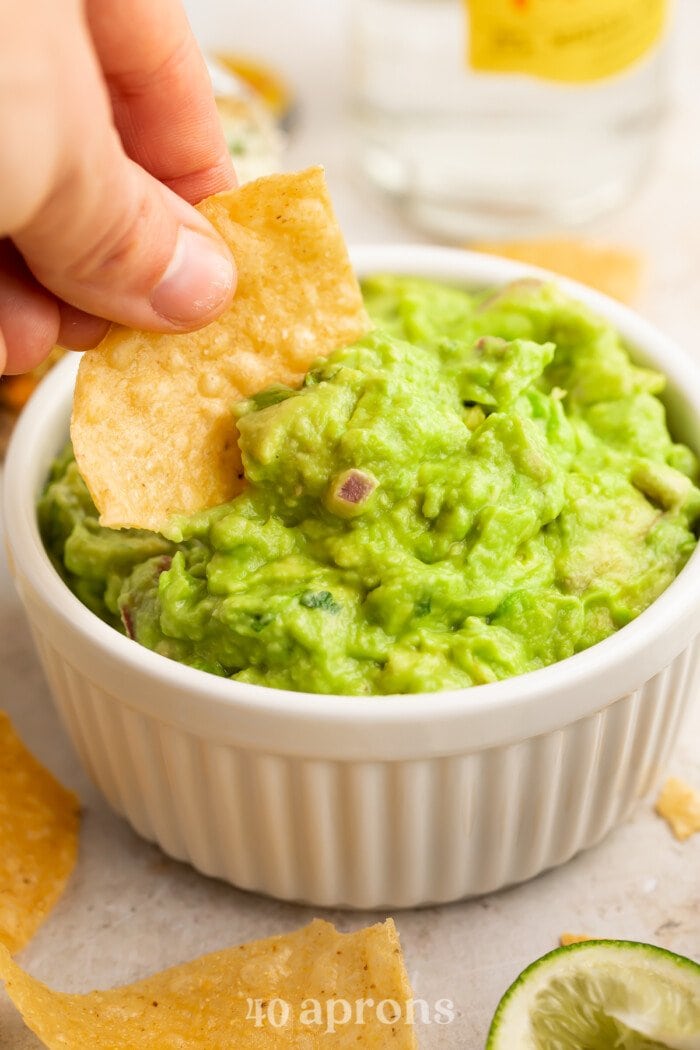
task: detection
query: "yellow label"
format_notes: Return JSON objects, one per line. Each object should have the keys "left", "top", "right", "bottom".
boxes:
{"left": 465, "top": 0, "right": 667, "bottom": 83}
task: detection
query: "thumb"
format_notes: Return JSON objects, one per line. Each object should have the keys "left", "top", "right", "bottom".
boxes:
{"left": 12, "top": 131, "right": 235, "bottom": 334}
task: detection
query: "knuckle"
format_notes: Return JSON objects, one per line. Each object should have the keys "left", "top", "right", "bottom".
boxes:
{"left": 67, "top": 194, "right": 155, "bottom": 286}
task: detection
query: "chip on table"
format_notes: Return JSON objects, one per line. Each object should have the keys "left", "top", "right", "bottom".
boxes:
{"left": 560, "top": 933, "right": 592, "bottom": 947}
{"left": 71, "top": 166, "right": 370, "bottom": 533}
{"left": 0, "top": 918, "right": 417, "bottom": 1048}
{"left": 0, "top": 712, "right": 80, "bottom": 953}
{"left": 655, "top": 777, "right": 700, "bottom": 842}
{"left": 470, "top": 238, "right": 643, "bottom": 305}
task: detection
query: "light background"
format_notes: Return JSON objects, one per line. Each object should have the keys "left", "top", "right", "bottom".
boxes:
{"left": 1, "top": 2, "right": 699, "bottom": 1046}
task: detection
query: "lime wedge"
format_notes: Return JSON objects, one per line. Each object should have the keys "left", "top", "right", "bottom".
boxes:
{"left": 486, "top": 941, "right": 700, "bottom": 1049}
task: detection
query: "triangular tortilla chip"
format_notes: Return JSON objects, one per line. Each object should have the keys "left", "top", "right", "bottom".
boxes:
{"left": 471, "top": 238, "right": 643, "bottom": 304}
{"left": 0, "top": 919, "right": 417, "bottom": 1048}
{"left": 72, "top": 167, "right": 370, "bottom": 531}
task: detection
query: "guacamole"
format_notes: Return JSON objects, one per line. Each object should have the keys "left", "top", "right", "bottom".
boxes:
{"left": 39, "top": 277, "right": 700, "bottom": 695}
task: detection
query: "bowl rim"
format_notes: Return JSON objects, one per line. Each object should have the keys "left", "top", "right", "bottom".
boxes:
{"left": 4, "top": 244, "right": 700, "bottom": 754}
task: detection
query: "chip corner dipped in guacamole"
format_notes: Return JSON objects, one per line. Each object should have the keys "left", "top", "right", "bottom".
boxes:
{"left": 39, "top": 275, "right": 700, "bottom": 696}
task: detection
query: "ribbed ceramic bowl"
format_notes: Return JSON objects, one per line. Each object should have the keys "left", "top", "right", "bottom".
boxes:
{"left": 5, "top": 246, "right": 700, "bottom": 909}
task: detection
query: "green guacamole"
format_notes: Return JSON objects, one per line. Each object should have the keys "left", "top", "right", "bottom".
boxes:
{"left": 39, "top": 277, "right": 700, "bottom": 695}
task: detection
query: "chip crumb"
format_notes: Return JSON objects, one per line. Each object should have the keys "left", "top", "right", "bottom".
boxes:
{"left": 560, "top": 933, "right": 592, "bottom": 947}
{"left": 470, "top": 238, "right": 643, "bottom": 304}
{"left": 0, "top": 711, "right": 80, "bottom": 953}
{"left": 655, "top": 777, "right": 700, "bottom": 842}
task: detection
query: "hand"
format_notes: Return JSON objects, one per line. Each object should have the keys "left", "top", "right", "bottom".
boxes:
{"left": 0, "top": 0, "right": 237, "bottom": 376}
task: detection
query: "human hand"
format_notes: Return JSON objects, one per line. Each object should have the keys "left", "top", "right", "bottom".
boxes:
{"left": 0, "top": 0, "right": 237, "bottom": 376}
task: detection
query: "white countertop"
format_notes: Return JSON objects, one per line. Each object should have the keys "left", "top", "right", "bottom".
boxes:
{"left": 2, "top": 2, "right": 699, "bottom": 1046}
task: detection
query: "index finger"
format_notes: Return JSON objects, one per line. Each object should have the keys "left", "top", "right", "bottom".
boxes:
{"left": 86, "top": 0, "right": 236, "bottom": 205}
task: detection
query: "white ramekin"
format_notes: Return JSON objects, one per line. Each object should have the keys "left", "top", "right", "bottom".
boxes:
{"left": 4, "top": 247, "right": 700, "bottom": 910}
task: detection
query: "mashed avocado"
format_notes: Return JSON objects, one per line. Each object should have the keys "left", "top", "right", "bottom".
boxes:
{"left": 39, "top": 278, "right": 700, "bottom": 695}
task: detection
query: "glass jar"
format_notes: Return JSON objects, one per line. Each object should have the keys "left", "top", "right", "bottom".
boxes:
{"left": 349, "top": 0, "right": 670, "bottom": 241}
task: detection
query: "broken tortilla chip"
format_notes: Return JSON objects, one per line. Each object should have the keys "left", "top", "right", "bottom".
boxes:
{"left": 0, "top": 712, "right": 79, "bottom": 953}
{"left": 470, "top": 238, "right": 643, "bottom": 304}
{"left": 560, "top": 933, "right": 592, "bottom": 947}
{"left": 655, "top": 777, "right": 700, "bottom": 842}
{"left": 71, "top": 167, "right": 370, "bottom": 532}
{"left": 0, "top": 918, "right": 417, "bottom": 1049}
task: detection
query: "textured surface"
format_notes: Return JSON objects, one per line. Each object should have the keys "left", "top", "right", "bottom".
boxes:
{"left": 22, "top": 628, "right": 700, "bottom": 910}
{"left": 1, "top": 2, "right": 700, "bottom": 1047}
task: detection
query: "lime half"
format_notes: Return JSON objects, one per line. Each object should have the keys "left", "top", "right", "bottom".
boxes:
{"left": 486, "top": 941, "right": 700, "bottom": 1049}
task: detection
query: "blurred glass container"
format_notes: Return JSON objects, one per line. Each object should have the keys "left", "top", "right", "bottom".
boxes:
{"left": 349, "top": 0, "right": 671, "bottom": 241}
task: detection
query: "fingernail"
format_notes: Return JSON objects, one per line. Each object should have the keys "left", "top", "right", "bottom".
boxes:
{"left": 151, "top": 226, "right": 234, "bottom": 325}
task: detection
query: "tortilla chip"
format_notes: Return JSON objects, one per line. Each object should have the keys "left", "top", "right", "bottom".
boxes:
{"left": 0, "top": 919, "right": 417, "bottom": 1048}
{"left": 72, "top": 167, "right": 370, "bottom": 531}
{"left": 0, "top": 712, "right": 80, "bottom": 953}
{"left": 560, "top": 933, "right": 592, "bottom": 947}
{"left": 470, "top": 239, "right": 643, "bottom": 304}
{"left": 655, "top": 777, "right": 700, "bottom": 842}
{"left": 0, "top": 374, "right": 39, "bottom": 414}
